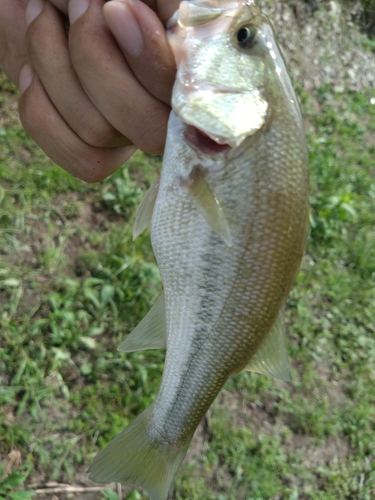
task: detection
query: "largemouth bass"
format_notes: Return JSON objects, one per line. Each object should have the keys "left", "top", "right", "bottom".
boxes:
{"left": 88, "top": 1, "right": 309, "bottom": 498}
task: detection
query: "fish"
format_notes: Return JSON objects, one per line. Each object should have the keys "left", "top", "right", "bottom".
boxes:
{"left": 87, "top": 1, "right": 309, "bottom": 498}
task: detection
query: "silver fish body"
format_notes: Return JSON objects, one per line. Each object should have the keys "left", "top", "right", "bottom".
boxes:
{"left": 88, "top": 1, "right": 309, "bottom": 498}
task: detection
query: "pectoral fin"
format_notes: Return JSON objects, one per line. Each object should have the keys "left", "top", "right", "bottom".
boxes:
{"left": 184, "top": 166, "right": 231, "bottom": 245}
{"left": 118, "top": 292, "right": 166, "bottom": 352}
{"left": 133, "top": 178, "right": 160, "bottom": 241}
{"left": 245, "top": 310, "right": 291, "bottom": 382}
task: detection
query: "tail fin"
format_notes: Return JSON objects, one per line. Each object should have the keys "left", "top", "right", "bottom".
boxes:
{"left": 87, "top": 405, "right": 189, "bottom": 500}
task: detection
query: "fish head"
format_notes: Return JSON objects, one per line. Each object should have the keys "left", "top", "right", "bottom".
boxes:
{"left": 168, "top": 0, "right": 298, "bottom": 156}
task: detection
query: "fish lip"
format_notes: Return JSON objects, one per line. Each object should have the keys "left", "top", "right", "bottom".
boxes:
{"left": 183, "top": 125, "right": 232, "bottom": 156}
{"left": 174, "top": 80, "right": 261, "bottom": 155}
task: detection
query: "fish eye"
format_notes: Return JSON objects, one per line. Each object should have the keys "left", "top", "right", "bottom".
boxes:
{"left": 235, "top": 25, "right": 257, "bottom": 49}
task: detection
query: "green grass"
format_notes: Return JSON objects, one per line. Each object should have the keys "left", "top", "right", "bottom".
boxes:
{"left": 1, "top": 77, "right": 375, "bottom": 500}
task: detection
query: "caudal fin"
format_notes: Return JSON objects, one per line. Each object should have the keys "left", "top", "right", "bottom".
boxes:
{"left": 87, "top": 404, "right": 189, "bottom": 500}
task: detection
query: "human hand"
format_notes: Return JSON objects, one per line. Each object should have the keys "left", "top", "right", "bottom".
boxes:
{"left": 3, "top": 0, "right": 180, "bottom": 182}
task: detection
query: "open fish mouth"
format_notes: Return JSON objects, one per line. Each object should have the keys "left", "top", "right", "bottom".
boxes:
{"left": 184, "top": 125, "right": 231, "bottom": 156}
{"left": 174, "top": 81, "right": 269, "bottom": 153}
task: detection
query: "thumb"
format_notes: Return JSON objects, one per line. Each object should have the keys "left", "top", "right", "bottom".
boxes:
{"left": 104, "top": 0, "right": 176, "bottom": 106}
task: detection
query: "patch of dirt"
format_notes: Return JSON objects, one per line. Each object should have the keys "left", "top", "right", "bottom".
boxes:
{"left": 214, "top": 387, "right": 278, "bottom": 431}
{"left": 0, "top": 290, "right": 10, "bottom": 312}
{"left": 0, "top": 74, "right": 20, "bottom": 130}
{"left": 300, "top": 435, "right": 349, "bottom": 468}
{"left": 51, "top": 192, "right": 104, "bottom": 277}
{"left": 208, "top": 373, "right": 350, "bottom": 463}
{"left": 184, "top": 416, "right": 210, "bottom": 465}
{"left": 259, "top": 0, "right": 375, "bottom": 93}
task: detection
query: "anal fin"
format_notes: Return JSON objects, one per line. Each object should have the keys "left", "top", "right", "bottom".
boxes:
{"left": 133, "top": 178, "right": 160, "bottom": 241}
{"left": 118, "top": 292, "right": 166, "bottom": 352}
{"left": 245, "top": 310, "right": 291, "bottom": 382}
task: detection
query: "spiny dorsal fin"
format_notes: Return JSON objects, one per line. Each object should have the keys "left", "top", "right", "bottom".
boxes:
{"left": 245, "top": 310, "right": 291, "bottom": 382}
{"left": 184, "top": 165, "right": 231, "bottom": 245}
{"left": 133, "top": 178, "right": 160, "bottom": 241}
{"left": 118, "top": 292, "right": 166, "bottom": 352}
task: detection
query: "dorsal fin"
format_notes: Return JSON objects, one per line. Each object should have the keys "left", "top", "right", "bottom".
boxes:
{"left": 245, "top": 310, "right": 291, "bottom": 382}
{"left": 118, "top": 292, "right": 166, "bottom": 352}
{"left": 133, "top": 178, "right": 160, "bottom": 241}
{"left": 183, "top": 166, "right": 231, "bottom": 245}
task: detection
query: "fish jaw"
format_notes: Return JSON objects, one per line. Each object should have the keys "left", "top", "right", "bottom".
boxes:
{"left": 173, "top": 84, "right": 268, "bottom": 149}
{"left": 183, "top": 125, "right": 231, "bottom": 155}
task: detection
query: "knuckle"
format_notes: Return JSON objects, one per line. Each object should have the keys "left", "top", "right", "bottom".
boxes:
{"left": 75, "top": 114, "right": 124, "bottom": 148}
{"left": 26, "top": 24, "right": 52, "bottom": 63}
{"left": 68, "top": 98, "right": 132, "bottom": 149}
{"left": 18, "top": 82, "right": 135, "bottom": 182}
{"left": 135, "top": 115, "right": 168, "bottom": 155}
{"left": 18, "top": 92, "right": 42, "bottom": 136}
{"left": 70, "top": 147, "right": 135, "bottom": 183}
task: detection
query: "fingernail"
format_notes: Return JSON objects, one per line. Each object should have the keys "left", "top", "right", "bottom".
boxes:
{"left": 25, "top": 0, "right": 45, "bottom": 27}
{"left": 19, "top": 65, "right": 34, "bottom": 95}
{"left": 69, "top": 0, "right": 90, "bottom": 25}
{"left": 104, "top": 1, "right": 143, "bottom": 56}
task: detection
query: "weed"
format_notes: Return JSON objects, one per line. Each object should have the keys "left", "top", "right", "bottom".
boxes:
{"left": 0, "top": 463, "right": 34, "bottom": 500}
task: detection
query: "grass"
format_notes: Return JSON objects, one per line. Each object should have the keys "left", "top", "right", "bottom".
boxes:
{"left": 1, "top": 53, "right": 375, "bottom": 500}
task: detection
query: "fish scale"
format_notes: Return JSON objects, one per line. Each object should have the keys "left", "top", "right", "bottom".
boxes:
{"left": 88, "top": 2, "right": 309, "bottom": 499}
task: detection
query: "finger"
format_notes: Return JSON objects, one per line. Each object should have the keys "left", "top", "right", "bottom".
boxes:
{"left": 0, "top": 0, "right": 29, "bottom": 85}
{"left": 48, "top": 0, "right": 69, "bottom": 14}
{"left": 139, "top": 0, "right": 157, "bottom": 11}
{"left": 68, "top": 0, "right": 171, "bottom": 154}
{"left": 103, "top": 0, "right": 176, "bottom": 105}
{"left": 156, "top": 0, "right": 181, "bottom": 24}
{"left": 48, "top": 0, "right": 159, "bottom": 17}
{"left": 26, "top": 0, "right": 130, "bottom": 148}
{"left": 19, "top": 64, "right": 136, "bottom": 182}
